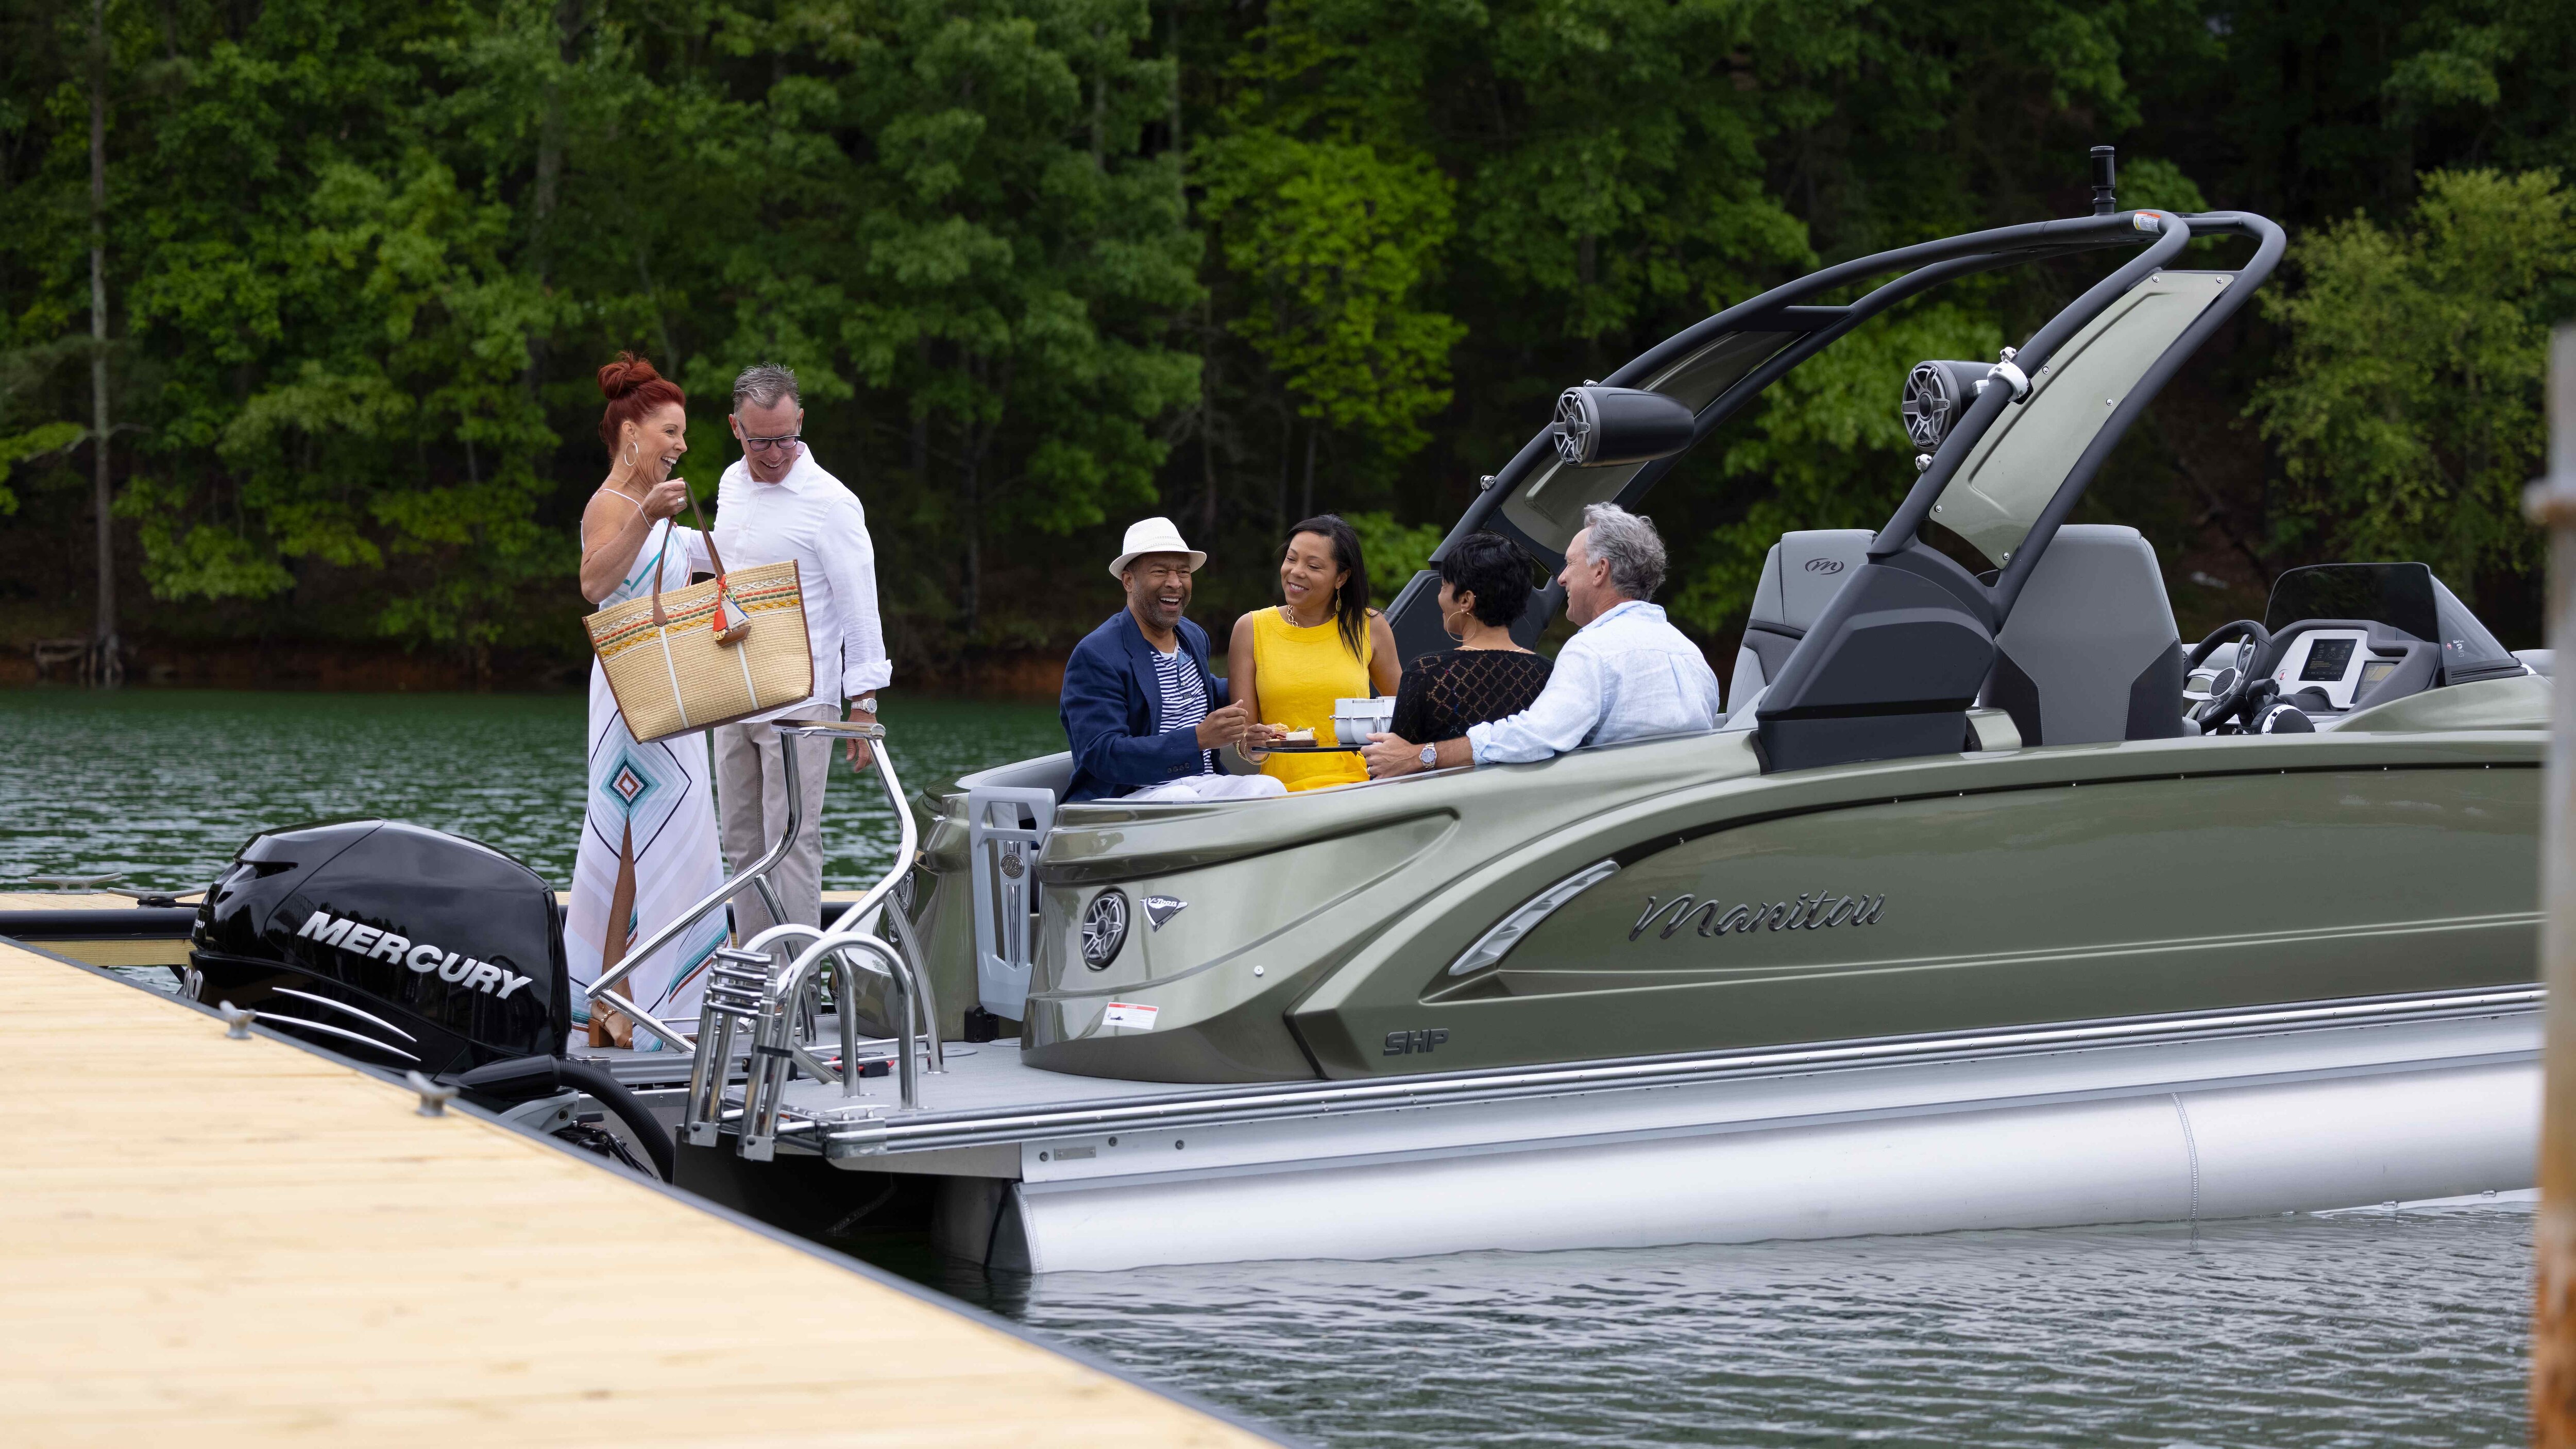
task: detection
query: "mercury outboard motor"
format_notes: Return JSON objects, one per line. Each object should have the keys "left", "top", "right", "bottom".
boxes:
{"left": 190, "top": 820, "right": 673, "bottom": 1180}
{"left": 191, "top": 820, "right": 568, "bottom": 1070}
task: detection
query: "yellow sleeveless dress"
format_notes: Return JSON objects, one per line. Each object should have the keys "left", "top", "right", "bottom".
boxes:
{"left": 1250, "top": 606, "right": 1373, "bottom": 792}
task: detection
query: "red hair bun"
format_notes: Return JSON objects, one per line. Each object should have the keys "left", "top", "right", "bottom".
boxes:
{"left": 596, "top": 351, "right": 687, "bottom": 453}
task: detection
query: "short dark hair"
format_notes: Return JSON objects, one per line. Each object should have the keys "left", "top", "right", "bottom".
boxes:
{"left": 1437, "top": 533, "right": 1536, "bottom": 628}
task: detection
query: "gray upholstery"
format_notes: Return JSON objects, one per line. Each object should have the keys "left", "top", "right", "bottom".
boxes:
{"left": 1983, "top": 525, "right": 2185, "bottom": 746}
{"left": 1729, "top": 529, "right": 1872, "bottom": 717}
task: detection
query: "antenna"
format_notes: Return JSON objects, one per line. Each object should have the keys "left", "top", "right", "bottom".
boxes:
{"left": 2090, "top": 145, "right": 2118, "bottom": 216}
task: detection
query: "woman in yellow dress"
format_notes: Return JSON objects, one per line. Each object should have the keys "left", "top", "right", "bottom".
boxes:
{"left": 1228, "top": 515, "right": 1402, "bottom": 791}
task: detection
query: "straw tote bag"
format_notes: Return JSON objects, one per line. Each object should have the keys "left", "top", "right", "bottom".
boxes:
{"left": 584, "top": 487, "right": 814, "bottom": 742}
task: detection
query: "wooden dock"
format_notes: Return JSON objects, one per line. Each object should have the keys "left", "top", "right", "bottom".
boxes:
{"left": 0, "top": 928, "right": 1280, "bottom": 1447}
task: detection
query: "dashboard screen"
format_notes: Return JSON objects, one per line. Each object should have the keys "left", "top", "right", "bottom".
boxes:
{"left": 2359, "top": 659, "right": 2397, "bottom": 690}
{"left": 2301, "top": 638, "right": 2356, "bottom": 681}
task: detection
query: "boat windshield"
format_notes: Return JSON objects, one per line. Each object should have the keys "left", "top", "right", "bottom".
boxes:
{"left": 1930, "top": 271, "right": 2235, "bottom": 568}
{"left": 2265, "top": 562, "right": 2518, "bottom": 678}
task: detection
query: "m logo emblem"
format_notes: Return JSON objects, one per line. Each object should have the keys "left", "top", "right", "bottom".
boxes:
{"left": 1802, "top": 557, "right": 1846, "bottom": 575}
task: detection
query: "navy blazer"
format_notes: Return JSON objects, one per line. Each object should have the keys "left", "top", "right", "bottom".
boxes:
{"left": 1061, "top": 609, "right": 1232, "bottom": 802}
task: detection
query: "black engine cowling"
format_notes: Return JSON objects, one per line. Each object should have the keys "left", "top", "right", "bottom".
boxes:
{"left": 189, "top": 820, "right": 569, "bottom": 1074}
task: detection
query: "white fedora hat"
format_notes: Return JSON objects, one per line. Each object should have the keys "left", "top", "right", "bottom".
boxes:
{"left": 1109, "top": 516, "right": 1207, "bottom": 579}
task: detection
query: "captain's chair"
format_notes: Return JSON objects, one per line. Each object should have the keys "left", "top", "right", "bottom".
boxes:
{"left": 1728, "top": 530, "right": 1872, "bottom": 720}
{"left": 1983, "top": 524, "right": 2186, "bottom": 746}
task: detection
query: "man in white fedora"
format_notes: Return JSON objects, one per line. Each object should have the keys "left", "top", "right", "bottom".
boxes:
{"left": 1059, "top": 517, "right": 1287, "bottom": 803}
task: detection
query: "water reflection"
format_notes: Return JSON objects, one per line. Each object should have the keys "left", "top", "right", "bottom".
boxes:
{"left": 931, "top": 1209, "right": 2529, "bottom": 1448}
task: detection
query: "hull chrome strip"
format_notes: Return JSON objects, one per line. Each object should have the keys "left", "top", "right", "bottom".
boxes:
{"left": 812, "top": 984, "right": 2540, "bottom": 1156}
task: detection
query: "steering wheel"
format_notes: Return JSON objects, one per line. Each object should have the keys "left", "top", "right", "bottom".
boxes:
{"left": 2185, "top": 619, "right": 2273, "bottom": 732}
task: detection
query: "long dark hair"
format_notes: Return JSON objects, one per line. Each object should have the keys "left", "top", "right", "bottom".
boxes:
{"left": 1286, "top": 514, "right": 1370, "bottom": 660}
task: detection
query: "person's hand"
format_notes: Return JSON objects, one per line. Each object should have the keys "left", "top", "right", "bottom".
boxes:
{"left": 1195, "top": 700, "right": 1259, "bottom": 750}
{"left": 641, "top": 475, "right": 690, "bottom": 521}
{"left": 588, "top": 1006, "right": 635, "bottom": 1049}
{"left": 1241, "top": 721, "right": 1287, "bottom": 761}
{"left": 844, "top": 709, "right": 877, "bottom": 771}
{"left": 1363, "top": 731, "right": 1423, "bottom": 779}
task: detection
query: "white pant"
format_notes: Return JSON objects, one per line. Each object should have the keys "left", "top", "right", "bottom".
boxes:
{"left": 1127, "top": 773, "right": 1287, "bottom": 803}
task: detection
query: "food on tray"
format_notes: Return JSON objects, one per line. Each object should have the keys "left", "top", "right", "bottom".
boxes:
{"left": 1279, "top": 727, "right": 1315, "bottom": 744}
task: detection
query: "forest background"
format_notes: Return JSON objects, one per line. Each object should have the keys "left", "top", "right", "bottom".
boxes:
{"left": 2, "top": 0, "right": 2572, "bottom": 691}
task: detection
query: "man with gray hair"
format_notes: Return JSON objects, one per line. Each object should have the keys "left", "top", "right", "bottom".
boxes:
{"left": 1363, "top": 502, "right": 1718, "bottom": 777}
{"left": 710, "top": 363, "right": 889, "bottom": 950}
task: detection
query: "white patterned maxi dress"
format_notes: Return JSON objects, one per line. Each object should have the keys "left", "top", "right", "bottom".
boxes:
{"left": 565, "top": 517, "right": 731, "bottom": 1046}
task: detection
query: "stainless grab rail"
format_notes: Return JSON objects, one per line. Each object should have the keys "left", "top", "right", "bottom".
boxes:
{"left": 595, "top": 719, "right": 921, "bottom": 1059}
{"left": 768, "top": 720, "right": 924, "bottom": 952}
{"left": 738, "top": 935, "right": 930, "bottom": 1160}
{"left": 674, "top": 720, "right": 939, "bottom": 1151}
{"left": 716, "top": 920, "right": 938, "bottom": 1089}
{"left": 739, "top": 720, "right": 940, "bottom": 1073}
{"left": 734, "top": 945, "right": 869, "bottom": 1160}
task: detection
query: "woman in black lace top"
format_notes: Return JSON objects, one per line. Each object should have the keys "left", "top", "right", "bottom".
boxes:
{"left": 1387, "top": 533, "right": 1553, "bottom": 745}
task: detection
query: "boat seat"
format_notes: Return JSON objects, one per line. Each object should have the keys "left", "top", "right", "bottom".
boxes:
{"left": 959, "top": 751, "right": 1076, "bottom": 803}
{"left": 1982, "top": 525, "right": 2185, "bottom": 746}
{"left": 1728, "top": 530, "right": 1871, "bottom": 720}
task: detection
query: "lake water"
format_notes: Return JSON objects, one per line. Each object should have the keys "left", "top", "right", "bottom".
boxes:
{"left": 0, "top": 687, "right": 1062, "bottom": 891}
{"left": 0, "top": 687, "right": 2532, "bottom": 1446}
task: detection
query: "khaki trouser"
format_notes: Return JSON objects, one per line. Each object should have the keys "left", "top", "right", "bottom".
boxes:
{"left": 714, "top": 715, "right": 834, "bottom": 955}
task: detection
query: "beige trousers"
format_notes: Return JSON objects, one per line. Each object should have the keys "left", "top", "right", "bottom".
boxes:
{"left": 714, "top": 715, "right": 834, "bottom": 953}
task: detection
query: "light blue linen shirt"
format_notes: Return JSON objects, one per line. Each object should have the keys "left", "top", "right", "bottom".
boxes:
{"left": 1465, "top": 600, "right": 1722, "bottom": 765}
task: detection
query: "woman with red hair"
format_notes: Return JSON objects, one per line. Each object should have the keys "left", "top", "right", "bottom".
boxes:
{"left": 567, "top": 353, "right": 729, "bottom": 1049}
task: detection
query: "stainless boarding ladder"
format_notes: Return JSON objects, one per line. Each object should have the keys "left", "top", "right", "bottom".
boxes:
{"left": 680, "top": 721, "right": 946, "bottom": 1159}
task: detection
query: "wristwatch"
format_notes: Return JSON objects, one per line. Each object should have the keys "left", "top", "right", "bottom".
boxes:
{"left": 1418, "top": 743, "right": 1438, "bottom": 768}
{"left": 853, "top": 695, "right": 879, "bottom": 714}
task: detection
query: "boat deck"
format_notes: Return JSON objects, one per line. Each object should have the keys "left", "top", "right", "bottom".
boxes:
{"left": 0, "top": 928, "right": 1281, "bottom": 1447}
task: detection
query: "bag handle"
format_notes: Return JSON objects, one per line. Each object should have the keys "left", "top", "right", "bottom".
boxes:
{"left": 645, "top": 482, "right": 732, "bottom": 629}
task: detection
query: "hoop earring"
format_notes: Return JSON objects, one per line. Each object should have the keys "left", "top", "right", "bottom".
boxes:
{"left": 620, "top": 440, "right": 639, "bottom": 470}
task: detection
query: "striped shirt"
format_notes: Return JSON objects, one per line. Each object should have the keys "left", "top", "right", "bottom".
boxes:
{"left": 1149, "top": 644, "right": 1217, "bottom": 776}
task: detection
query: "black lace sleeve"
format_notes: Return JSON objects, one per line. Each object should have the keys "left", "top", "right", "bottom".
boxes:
{"left": 1388, "top": 656, "right": 1444, "bottom": 743}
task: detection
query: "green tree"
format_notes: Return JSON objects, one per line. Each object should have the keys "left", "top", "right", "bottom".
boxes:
{"left": 1199, "top": 130, "right": 1466, "bottom": 469}
{"left": 1344, "top": 507, "right": 1445, "bottom": 605}
{"left": 2252, "top": 168, "right": 2576, "bottom": 599}
{"left": 829, "top": 0, "right": 1202, "bottom": 637}
{"left": 1671, "top": 300, "right": 2003, "bottom": 633}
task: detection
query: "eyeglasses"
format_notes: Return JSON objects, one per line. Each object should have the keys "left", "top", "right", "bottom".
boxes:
{"left": 740, "top": 432, "right": 801, "bottom": 455}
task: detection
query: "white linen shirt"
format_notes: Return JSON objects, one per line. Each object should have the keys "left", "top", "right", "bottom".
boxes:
{"left": 713, "top": 447, "right": 891, "bottom": 722}
{"left": 1465, "top": 600, "right": 1721, "bottom": 764}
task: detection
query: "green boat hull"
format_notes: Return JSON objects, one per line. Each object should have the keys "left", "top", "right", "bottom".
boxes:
{"left": 896, "top": 676, "right": 2544, "bottom": 1084}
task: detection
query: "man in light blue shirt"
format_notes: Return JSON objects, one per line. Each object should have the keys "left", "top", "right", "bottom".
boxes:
{"left": 1363, "top": 503, "right": 1721, "bottom": 779}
